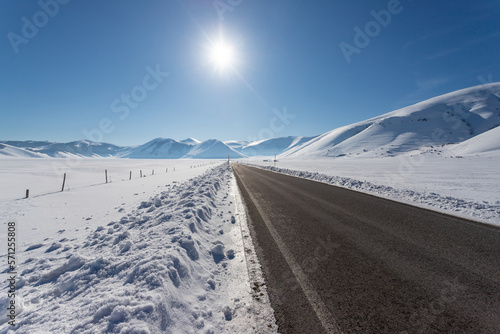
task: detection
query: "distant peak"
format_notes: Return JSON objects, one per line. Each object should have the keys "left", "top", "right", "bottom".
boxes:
{"left": 180, "top": 138, "right": 201, "bottom": 145}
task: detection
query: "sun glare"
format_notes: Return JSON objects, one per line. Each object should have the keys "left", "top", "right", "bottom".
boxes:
{"left": 209, "top": 41, "right": 235, "bottom": 71}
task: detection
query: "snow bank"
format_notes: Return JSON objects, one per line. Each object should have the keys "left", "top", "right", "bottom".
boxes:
{"left": 0, "top": 163, "right": 277, "bottom": 333}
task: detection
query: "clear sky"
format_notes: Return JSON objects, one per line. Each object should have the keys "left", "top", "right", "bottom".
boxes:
{"left": 1, "top": 0, "right": 499, "bottom": 146}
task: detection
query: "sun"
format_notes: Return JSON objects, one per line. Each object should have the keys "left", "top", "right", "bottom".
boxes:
{"left": 209, "top": 41, "right": 235, "bottom": 71}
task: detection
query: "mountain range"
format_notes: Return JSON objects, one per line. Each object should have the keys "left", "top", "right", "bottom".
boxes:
{"left": 2, "top": 83, "right": 500, "bottom": 159}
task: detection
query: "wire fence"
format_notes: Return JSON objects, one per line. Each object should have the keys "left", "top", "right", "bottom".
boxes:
{"left": 0, "top": 161, "right": 221, "bottom": 202}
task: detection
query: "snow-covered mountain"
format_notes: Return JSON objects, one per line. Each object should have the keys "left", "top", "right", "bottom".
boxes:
{"left": 125, "top": 138, "right": 192, "bottom": 159}
{"left": 446, "top": 125, "right": 500, "bottom": 155}
{"left": 282, "top": 83, "right": 500, "bottom": 158}
{"left": 240, "top": 136, "right": 319, "bottom": 157}
{"left": 0, "top": 138, "right": 244, "bottom": 159}
{"left": 0, "top": 140, "right": 127, "bottom": 158}
{"left": 0, "top": 143, "right": 47, "bottom": 158}
{"left": 184, "top": 139, "right": 246, "bottom": 159}
{"left": 224, "top": 140, "right": 250, "bottom": 151}
{"left": 126, "top": 138, "right": 245, "bottom": 159}
{"left": 179, "top": 138, "right": 201, "bottom": 145}
{"left": 40, "top": 141, "right": 127, "bottom": 158}
{"left": 1, "top": 140, "right": 53, "bottom": 149}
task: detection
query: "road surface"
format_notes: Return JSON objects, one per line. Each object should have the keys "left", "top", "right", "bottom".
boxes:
{"left": 232, "top": 164, "right": 500, "bottom": 334}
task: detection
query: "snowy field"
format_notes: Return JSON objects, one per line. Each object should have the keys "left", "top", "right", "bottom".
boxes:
{"left": 0, "top": 159, "right": 220, "bottom": 246}
{"left": 247, "top": 152, "right": 500, "bottom": 226}
{"left": 0, "top": 158, "right": 220, "bottom": 202}
{"left": 0, "top": 160, "right": 277, "bottom": 333}
{"left": 1, "top": 150, "right": 499, "bottom": 332}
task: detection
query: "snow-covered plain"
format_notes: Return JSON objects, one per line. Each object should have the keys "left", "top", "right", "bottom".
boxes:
{"left": 0, "top": 160, "right": 277, "bottom": 333}
{"left": 0, "top": 158, "right": 219, "bottom": 202}
{"left": 247, "top": 151, "right": 500, "bottom": 226}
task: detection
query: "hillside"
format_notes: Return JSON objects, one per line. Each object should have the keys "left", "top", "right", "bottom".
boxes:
{"left": 282, "top": 83, "right": 500, "bottom": 158}
{"left": 125, "top": 138, "right": 192, "bottom": 159}
{"left": 446, "top": 125, "right": 500, "bottom": 155}
{"left": 184, "top": 139, "right": 246, "bottom": 159}
{"left": 0, "top": 143, "right": 47, "bottom": 158}
{"left": 240, "top": 136, "right": 319, "bottom": 157}
{"left": 0, "top": 140, "right": 127, "bottom": 158}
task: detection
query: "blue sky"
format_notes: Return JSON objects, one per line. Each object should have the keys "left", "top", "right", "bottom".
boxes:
{"left": 1, "top": 0, "right": 499, "bottom": 146}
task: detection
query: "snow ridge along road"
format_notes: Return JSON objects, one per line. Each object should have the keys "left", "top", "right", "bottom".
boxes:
{"left": 0, "top": 162, "right": 277, "bottom": 333}
{"left": 232, "top": 163, "right": 500, "bottom": 334}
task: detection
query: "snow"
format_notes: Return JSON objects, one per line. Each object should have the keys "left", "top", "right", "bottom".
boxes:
{"left": 179, "top": 138, "right": 201, "bottom": 146}
{"left": 0, "top": 141, "right": 128, "bottom": 159}
{"left": 0, "top": 160, "right": 277, "bottom": 333}
{"left": 127, "top": 138, "right": 192, "bottom": 159}
{"left": 281, "top": 83, "right": 500, "bottom": 159}
{"left": 0, "top": 144, "right": 46, "bottom": 159}
{"left": 183, "top": 140, "right": 246, "bottom": 159}
{"left": 128, "top": 139, "right": 246, "bottom": 159}
{"left": 223, "top": 141, "right": 250, "bottom": 151}
{"left": 446, "top": 125, "right": 500, "bottom": 155}
{"left": 239, "top": 136, "right": 319, "bottom": 157}
{"left": 0, "top": 158, "right": 216, "bottom": 202}
{"left": 0, "top": 139, "right": 246, "bottom": 160}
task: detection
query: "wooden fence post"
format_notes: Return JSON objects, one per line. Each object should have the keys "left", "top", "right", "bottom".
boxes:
{"left": 61, "top": 173, "right": 66, "bottom": 192}
{"left": 25, "top": 189, "right": 29, "bottom": 198}
{"left": 129, "top": 171, "right": 132, "bottom": 180}
{"left": 140, "top": 170, "right": 143, "bottom": 178}
{"left": 105, "top": 170, "right": 108, "bottom": 183}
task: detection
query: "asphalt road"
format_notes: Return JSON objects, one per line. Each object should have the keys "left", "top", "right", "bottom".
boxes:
{"left": 232, "top": 164, "right": 500, "bottom": 334}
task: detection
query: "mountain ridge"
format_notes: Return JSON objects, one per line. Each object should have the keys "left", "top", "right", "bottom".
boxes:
{"left": 2, "top": 82, "right": 499, "bottom": 159}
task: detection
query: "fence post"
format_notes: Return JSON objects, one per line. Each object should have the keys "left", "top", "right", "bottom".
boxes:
{"left": 25, "top": 189, "right": 29, "bottom": 198}
{"left": 129, "top": 171, "right": 132, "bottom": 180}
{"left": 61, "top": 173, "right": 66, "bottom": 192}
{"left": 105, "top": 170, "right": 108, "bottom": 183}
{"left": 140, "top": 170, "right": 143, "bottom": 178}
{"left": 152, "top": 170, "right": 154, "bottom": 175}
